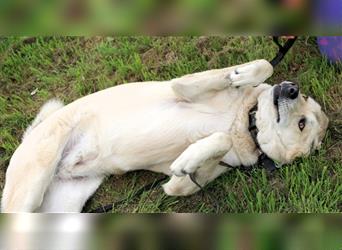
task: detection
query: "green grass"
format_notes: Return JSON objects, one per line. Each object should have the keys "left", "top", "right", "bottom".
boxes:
{"left": 0, "top": 36, "right": 341, "bottom": 212}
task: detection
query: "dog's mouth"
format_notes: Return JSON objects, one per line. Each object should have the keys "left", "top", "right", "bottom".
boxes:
{"left": 273, "top": 84, "right": 281, "bottom": 122}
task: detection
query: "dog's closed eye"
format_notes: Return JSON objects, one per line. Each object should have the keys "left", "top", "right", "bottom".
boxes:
{"left": 298, "top": 117, "right": 306, "bottom": 131}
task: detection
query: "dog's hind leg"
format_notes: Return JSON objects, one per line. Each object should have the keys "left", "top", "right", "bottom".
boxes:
{"left": 1, "top": 107, "right": 86, "bottom": 212}
{"left": 38, "top": 176, "right": 104, "bottom": 213}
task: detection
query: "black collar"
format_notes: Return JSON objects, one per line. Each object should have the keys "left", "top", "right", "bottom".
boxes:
{"left": 248, "top": 103, "right": 277, "bottom": 171}
{"left": 248, "top": 104, "right": 260, "bottom": 149}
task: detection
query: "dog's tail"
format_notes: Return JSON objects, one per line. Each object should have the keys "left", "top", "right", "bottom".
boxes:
{"left": 22, "top": 98, "right": 64, "bottom": 140}
{"left": 1, "top": 103, "right": 82, "bottom": 212}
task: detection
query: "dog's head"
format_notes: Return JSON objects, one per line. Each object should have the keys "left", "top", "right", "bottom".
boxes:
{"left": 256, "top": 81, "right": 329, "bottom": 164}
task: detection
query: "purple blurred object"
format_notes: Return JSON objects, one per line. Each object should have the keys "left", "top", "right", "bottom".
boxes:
{"left": 314, "top": 0, "right": 342, "bottom": 27}
{"left": 317, "top": 37, "right": 342, "bottom": 63}
{"left": 314, "top": 0, "right": 342, "bottom": 63}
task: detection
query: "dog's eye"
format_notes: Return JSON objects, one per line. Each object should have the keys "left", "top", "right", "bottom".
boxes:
{"left": 298, "top": 117, "right": 306, "bottom": 131}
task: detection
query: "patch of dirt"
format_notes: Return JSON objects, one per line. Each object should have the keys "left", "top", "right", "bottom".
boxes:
{"left": 141, "top": 47, "right": 178, "bottom": 69}
{"left": 84, "top": 169, "right": 228, "bottom": 213}
{"left": 194, "top": 36, "right": 248, "bottom": 69}
{"left": 195, "top": 36, "right": 214, "bottom": 60}
{"left": 83, "top": 171, "right": 166, "bottom": 212}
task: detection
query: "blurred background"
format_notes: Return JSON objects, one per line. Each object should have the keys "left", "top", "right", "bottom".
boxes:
{"left": 0, "top": 0, "right": 341, "bottom": 34}
{"left": 0, "top": 214, "right": 342, "bottom": 250}
{"left": 0, "top": 0, "right": 341, "bottom": 249}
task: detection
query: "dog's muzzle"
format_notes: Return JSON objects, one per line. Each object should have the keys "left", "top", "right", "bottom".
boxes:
{"left": 273, "top": 81, "right": 299, "bottom": 105}
{"left": 273, "top": 81, "right": 299, "bottom": 123}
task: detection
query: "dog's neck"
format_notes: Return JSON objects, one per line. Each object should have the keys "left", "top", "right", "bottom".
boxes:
{"left": 248, "top": 104, "right": 277, "bottom": 171}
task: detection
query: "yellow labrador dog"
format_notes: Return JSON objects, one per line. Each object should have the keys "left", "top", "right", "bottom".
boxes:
{"left": 1, "top": 59, "right": 328, "bottom": 212}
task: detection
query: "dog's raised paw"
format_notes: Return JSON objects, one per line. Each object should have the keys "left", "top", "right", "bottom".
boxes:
{"left": 228, "top": 60, "right": 273, "bottom": 87}
{"left": 228, "top": 65, "right": 259, "bottom": 87}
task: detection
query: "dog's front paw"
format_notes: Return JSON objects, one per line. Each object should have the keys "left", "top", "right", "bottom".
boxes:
{"left": 228, "top": 59, "right": 273, "bottom": 87}
{"left": 170, "top": 145, "right": 204, "bottom": 177}
{"left": 228, "top": 65, "right": 258, "bottom": 87}
{"left": 162, "top": 175, "right": 200, "bottom": 196}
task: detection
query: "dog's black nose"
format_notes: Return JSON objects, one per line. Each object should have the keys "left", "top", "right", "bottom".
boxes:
{"left": 281, "top": 81, "right": 299, "bottom": 99}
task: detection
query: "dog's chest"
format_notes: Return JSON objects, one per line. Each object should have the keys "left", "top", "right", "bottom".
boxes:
{"left": 205, "top": 88, "right": 260, "bottom": 166}
{"left": 183, "top": 90, "right": 250, "bottom": 140}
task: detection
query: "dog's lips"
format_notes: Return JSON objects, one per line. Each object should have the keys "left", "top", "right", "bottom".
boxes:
{"left": 273, "top": 85, "right": 281, "bottom": 122}
{"left": 273, "top": 84, "right": 281, "bottom": 106}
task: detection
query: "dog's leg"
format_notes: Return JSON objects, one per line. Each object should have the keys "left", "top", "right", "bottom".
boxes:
{"left": 163, "top": 132, "right": 232, "bottom": 196}
{"left": 163, "top": 163, "right": 228, "bottom": 196}
{"left": 170, "top": 59, "right": 273, "bottom": 101}
{"left": 1, "top": 108, "right": 85, "bottom": 212}
{"left": 228, "top": 59, "right": 273, "bottom": 87}
{"left": 38, "top": 176, "right": 104, "bottom": 213}
{"left": 169, "top": 132, "right": 232, "bottom": 176}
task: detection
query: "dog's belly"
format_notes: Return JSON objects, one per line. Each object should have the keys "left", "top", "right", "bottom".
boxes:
{"left": 97, "top": 102, "right": 235, "bottom": 174}
{"left": 57, "top": 81, "right": 242, "bottom": 175}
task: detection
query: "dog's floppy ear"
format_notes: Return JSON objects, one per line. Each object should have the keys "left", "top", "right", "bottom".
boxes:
{"left": 316, "top": 110, "right": 329, "bottom": 143}
{"left": 308, "top": 97, "right": 329, "bottom": 144}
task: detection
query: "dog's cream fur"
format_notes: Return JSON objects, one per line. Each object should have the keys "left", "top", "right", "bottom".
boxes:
{"left": 1, "top": 60, "right": 328, "bottom": 212}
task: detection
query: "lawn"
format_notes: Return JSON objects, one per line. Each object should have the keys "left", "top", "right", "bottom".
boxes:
{"left": 0, "top": 36, "right": 341, "bottom": 212}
